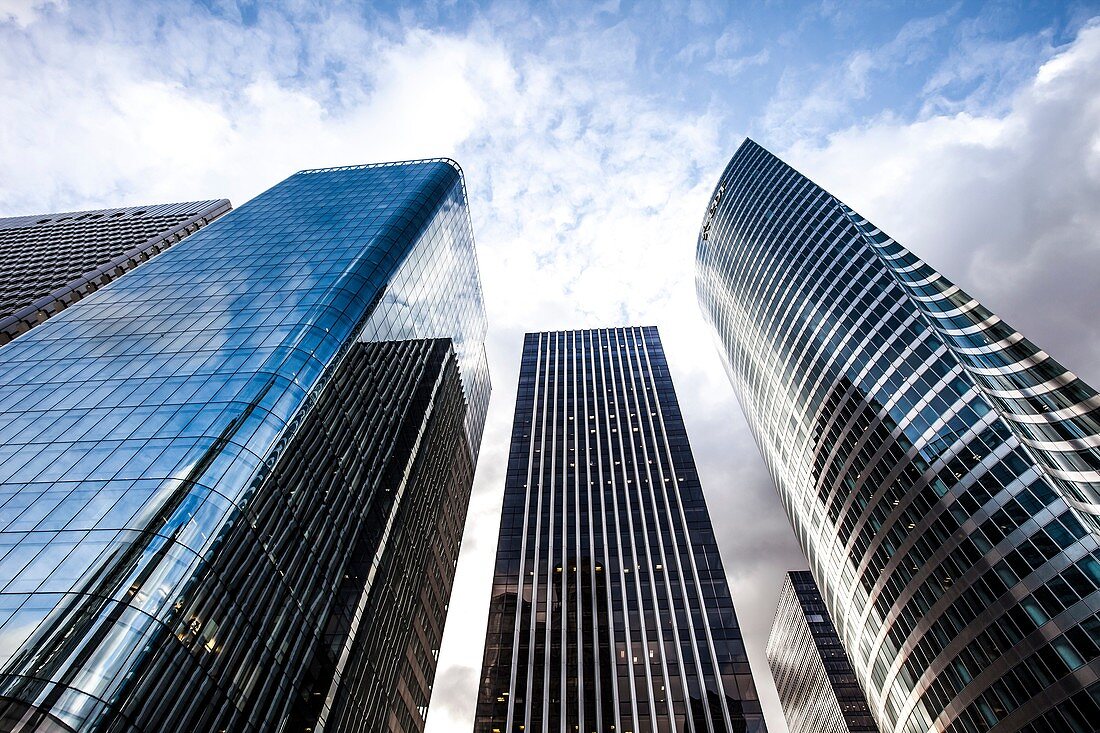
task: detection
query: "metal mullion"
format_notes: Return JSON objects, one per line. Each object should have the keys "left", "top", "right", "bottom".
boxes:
{"left": 504, "top": 335, "right": 540, "bottom": 732}
{"left": 519, "top": 333, "right": 551, "bottom": 732}
{"left": 622, "top": 327, "right": 683, "bottom": 728}
{"left": 542, "top": 332, "right": 560, "bottom": 732}
{"left": 587, "top": 328, "right": 617, "bottom": 730}
{"left": 595, "top": 327, "right": 636, "bottom": 729}
{"left": 638, "top": 330, "right": 731, "bottom": 732}
{"left": 569, "top": 329, "right": 584, "bottom": 733}
{"left": 612, "top": 327, "right": 673, "bottom": 726}
{"left": 557, "top": 329, "right": 570, "bottom": 731}
{"left": 580, "top": 330, "right": 604, "bottom": 732}
{"left": 607, "top": 327, "right": 657, "bottom": 728}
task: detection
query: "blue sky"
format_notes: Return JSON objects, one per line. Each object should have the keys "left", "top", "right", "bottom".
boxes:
{"left": 2, "top": 1, "right": 1100, "bottom": 730}
{"left": 174, "top": 0, "right": 1096, "bottom": 145}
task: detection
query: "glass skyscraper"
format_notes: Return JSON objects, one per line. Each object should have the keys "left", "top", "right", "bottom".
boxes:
{"left": 474, "top": 326, "right": 765, "bottom": 733}
{"left": 767, "top": 571, "right": 878, "bottom": 733}
{"left": 0, "top": 159, "right": 489, "bottom": 732}
{"left": 696, "top": 139, "right": 1100, "bottom": 733}
{"left": 0, "top": 201, "right": 231, "bottom": 345}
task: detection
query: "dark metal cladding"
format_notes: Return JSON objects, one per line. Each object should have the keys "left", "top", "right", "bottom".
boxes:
{"left": 475, "top": 326, "right": 766, "bottom": 733}
{"left": 697, "top": 138, "right": 1100, "bottom": 733}
{"left": 0, "top": 200, "right": 232, "bottom": 343}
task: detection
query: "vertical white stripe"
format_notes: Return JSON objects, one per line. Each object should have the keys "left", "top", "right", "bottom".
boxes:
{"left": 606, "top": 328, "right": 656, "bottom": 728}
{"left": 521, "top": 333, "right": 552, "bottom": 731}
{"left": 596, "top": 328, "right": 638, "bottom": 729}
{"left": 542, "top": 332, "right": 561, "bottom": 732}
{"left": 638, "top": 329, "right": 733, "bottom": 731}
{"left": 621, "top": 327, "right": 685, "bottom": 728}
{"left": 590, "top": 329, "right": 620, "bottom": 726}
{"left": 571, "top": 330, "right": 584, "bottom": 733}
{"left": 506, "top": 334, "right": 542, "bottom": 733}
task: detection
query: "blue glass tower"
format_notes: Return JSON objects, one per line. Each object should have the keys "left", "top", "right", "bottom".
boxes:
{"left": 0, "top": 160, "right": 489, "bottom": 732}
{"left": 697, "top": 140, "right": 1100, "bottom": 733}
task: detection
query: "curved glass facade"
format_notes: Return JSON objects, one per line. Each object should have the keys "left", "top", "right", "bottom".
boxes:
{"left": 842, "top": 206, "right": 1100, "bottom": 526}
{"left": 0, "top": 159, "right": 489, "bottom": 731}
{"left": 697, "top": 139, "right": 1100, "bottom": 733}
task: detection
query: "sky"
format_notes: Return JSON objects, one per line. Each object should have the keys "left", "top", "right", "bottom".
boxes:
{"left": 2, "top": 0, "right": 1100, "bottom": 730}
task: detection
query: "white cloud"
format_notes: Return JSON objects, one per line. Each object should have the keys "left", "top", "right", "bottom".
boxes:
{"left": 1, "top": 5, "right": 1098, "bottom": 733}
{"left": 785, "top": 20, "right": 1100, "bottom": 386}
{"left": 0, "top": 0, "right": 62, "bottom": 27}
{"left": 760, "top": 8, "right": 956, "bottom": 146}
{"left": 708, "top": 48, "right": 770, "bottom": 79}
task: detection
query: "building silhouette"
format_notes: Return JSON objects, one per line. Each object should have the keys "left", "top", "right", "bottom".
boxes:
{"left": 0, "top": 159, "right": 489, "bottom": 733}
{"left": 767, "top": 571, "right": 878, "bottom": 733}
{"left": 474, "top": 327, "right": 765, "bottom": 733}
{"left": 697, "top": 139, "right": 1100, "bottom": 733}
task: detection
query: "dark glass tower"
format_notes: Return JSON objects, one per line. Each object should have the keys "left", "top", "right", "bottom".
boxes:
{"left": 0, "top": 201, "right": 231, "bottom": 344}
{"left": 767, "top": 571, "right": 878, "bottom": 733}
{"left": 0, "top": 159, "right": 489, "bottom": 733}
{"left": 474, "top": 326, "right": 765, "bottom": 733}
{"left": 697, "top": 139, "right": 1100, "bottom": 733}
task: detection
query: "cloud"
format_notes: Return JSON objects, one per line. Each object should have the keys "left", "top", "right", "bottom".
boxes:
{"left": 785, "top": 20, "right": 1100, "bottom": 386}
{"left": 760, "top": 7, "right": 957, "bottom": 145}
{"left": 1, "top": 5, "right": 1097, "bottom": 733}
{"left": 708, "top": 48, "right": 770, "bottom": 79}
{"left": 0, "top": 0, "right": 62, "bottom": 27}
{"left": 0, "top": 8, "right": 517, "bottom": 211}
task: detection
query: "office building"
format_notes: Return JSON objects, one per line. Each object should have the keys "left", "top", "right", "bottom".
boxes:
{"left": 696, "top": 139, "right": 1100, "bottom": 733}
{"left": 767, "top": 571, "right": 877, "bottom": 733}
{"left": 0, "top": 200, "right": 231, "bottom": 344}
{"left": 0, "top": 159, "right": 489, "bottom": 733}
{"left": 474, "top": 326, "right": 765, "bottom": 733}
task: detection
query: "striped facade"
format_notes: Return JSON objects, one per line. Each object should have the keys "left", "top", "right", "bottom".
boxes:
{"left": 696, "top": 139, "right": 1100, "bottom": 733}
{"left": 767, "top": 571, "right": 878, "bottom": 733}
{"left": 475, "top": 327, "right": 765, "bottom": 733}
{"left": 843, "top": 206, "right": 1100, "bottom": 528}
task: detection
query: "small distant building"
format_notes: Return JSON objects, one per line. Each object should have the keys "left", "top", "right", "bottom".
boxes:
{"left": 768, "top": 571, "right": 878, "bottom": 733}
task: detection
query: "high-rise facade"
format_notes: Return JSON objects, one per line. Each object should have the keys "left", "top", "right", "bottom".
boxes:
{"left": 696, "top": 139, "right": 1100, "bottom": 733}
{"left": 767, "top": 571, "right": 878, "bottom": 733}
{"left": 0, "top": 159, "right": 489, "bottom": 733}
{"left": 474, "top": 326, "right": 765, "bottom": 733}
{"left": 0, "top": 201, "right": 231, "bottom": 344}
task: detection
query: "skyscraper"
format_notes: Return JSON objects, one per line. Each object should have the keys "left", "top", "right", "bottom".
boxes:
{"left": 767, "top": 571, "right": 878, "bottom": 733}
{"left": 0, "top": 201, "right": 231, "bottom": 344}
{"left": 0, "top": 159, "right": 489, "bottom": 732}
{"left": 474, "top": 326, "right": 765, "bottom": 733}
{"left": 696, "top": 139, "right": 1100, "bottom": 733}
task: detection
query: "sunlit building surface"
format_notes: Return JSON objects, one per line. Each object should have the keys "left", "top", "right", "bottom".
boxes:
{"left": 0, "top": 159, "right": 489, "bottom": 732}
{"left": 696, "top": 139, "right": 1100, "bottom": 733}
{"left": 0, "top": 201, "right": 231, "bottom": 344}
{"left": 474, "top": 326, "right": 765, "bottom": 733}
{"left": 767, "top": 571, "right": 878, "bottom": 733}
